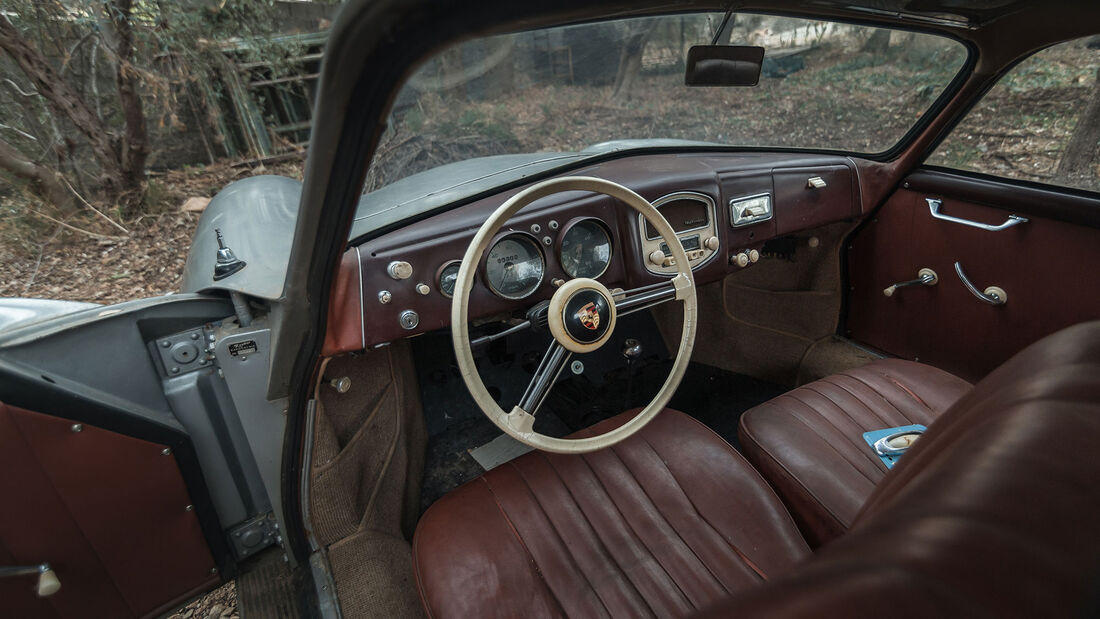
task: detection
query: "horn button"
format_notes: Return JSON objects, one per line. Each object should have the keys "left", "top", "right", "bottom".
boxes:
{"left": 548, "top": 278, "right": 618, "bottom": 353}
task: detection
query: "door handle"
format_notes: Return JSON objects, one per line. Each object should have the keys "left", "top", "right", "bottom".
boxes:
{"left": 0, "top": 563, "right": 61, "bottom": 597}
{"left": 954, "top": 262, "right": 1007, "bottom": 305}
{"left": 927, "top": 198, "right": 1028, "bottom": 231}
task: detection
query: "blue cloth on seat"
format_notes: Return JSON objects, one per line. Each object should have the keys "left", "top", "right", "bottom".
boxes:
{"left": 863, "top": 424, "right": 927, "bottom": 469}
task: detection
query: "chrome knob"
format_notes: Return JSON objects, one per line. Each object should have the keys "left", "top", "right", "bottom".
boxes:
{"left": 329, "top": 376, "right": 352, "bottom": 393}
{"left": 378, "top": 290, "right": 392, "bottom": 304}
{"left": 387, "top": 261, "right": 413, "bottom": 280}
{"left": 732, "top": 252, "right": 750, "bottom": 268}
{"left": 416, "top": 282, "right": 430, "bottom": 295}
{"left": 704, "top": 236, "right": 720, "bottom": 251}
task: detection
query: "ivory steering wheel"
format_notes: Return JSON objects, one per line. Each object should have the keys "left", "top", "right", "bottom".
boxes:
{"left": 451, "top": 176, "right": 698, "bottom": 454}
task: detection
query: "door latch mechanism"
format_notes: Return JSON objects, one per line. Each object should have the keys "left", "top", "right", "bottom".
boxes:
{"left": 0, "top": 563, "right": 61, "bottom": 597}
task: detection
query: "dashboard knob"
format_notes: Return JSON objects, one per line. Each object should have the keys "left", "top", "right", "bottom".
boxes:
{"left": 387, "top": 261, "right": 413, "bottom": 280}
{"left": 732, "top": 252, "right": 750, "bottom": 268}
{"left": 705, "top": 236, "right": 720, "bottom": 251}
{"left": 748, "top": 249, "right": 760, "bottom": 263}
{"left": 416, "top": 282, "right": 430, "bottom": 295}
{"left": 649, "top": 250, "right": 667, "bottom": 266}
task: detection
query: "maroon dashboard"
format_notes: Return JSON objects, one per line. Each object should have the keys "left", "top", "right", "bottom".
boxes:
{"left": 323, "top": 152, "right": 862, "bottom": 354}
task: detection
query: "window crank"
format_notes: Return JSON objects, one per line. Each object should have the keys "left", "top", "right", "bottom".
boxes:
{"left": 883, "top": 268, "right": 938, "bottom": 297}
{"left": 0, "top": 563, "right": 61, "bottom": 597}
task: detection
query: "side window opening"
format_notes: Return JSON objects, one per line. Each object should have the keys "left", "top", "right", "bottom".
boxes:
{"left": 928, "top": 37, "right": 1100, "bottom": 193}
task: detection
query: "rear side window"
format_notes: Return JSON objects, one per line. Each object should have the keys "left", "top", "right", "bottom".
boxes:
{"left": 928, "top": 38, "right": 1100, "bottom": 193}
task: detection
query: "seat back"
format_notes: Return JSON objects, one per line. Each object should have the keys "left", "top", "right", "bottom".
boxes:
{"left": 699, "top": 321, "right": 1100, "bottom": 618}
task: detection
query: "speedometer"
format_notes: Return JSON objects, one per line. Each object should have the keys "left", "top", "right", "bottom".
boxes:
{"left": 560, "top": 218, "right": 612, "bottom": 279}
{"left": 485, "top": 234, "right": 544, "bottom": 300}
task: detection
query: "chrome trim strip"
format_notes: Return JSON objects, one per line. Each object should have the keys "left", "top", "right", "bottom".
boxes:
{"left": 354, "top": 245, "right": 366, "bottom": 350}
{"left": 728, "top": 192, "right": 774, "bottom": 228}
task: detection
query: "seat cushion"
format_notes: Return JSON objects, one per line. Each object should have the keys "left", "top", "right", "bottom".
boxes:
{"left": 738, "top": 359, "right": 971, "bottom": 546}
{"left": 697, "top": 321, "right": 1100, "bottom": 618}
{"left": 413, "top": 409, "right": 810, "bottom": 619}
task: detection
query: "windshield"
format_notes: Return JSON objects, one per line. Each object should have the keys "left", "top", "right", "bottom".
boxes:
{"left": 364, "top": 12, "right": 968, "bottom": 194}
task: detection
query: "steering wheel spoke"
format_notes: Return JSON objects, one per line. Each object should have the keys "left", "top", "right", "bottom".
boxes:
{"left": 614, "top": 274, "right": 688, "bottom": 316}
{"left": 516, "top": 341, "right": 572, "bottom": 416}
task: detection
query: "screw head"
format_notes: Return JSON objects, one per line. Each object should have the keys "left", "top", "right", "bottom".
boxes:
{"left": 171, "top": 367, "right": 180, "bottom": 374}
{"left": 162, "top": 447, "right": 172, "bottom": 456}
{"left": 185, "top": 504, "right": 193, "bottom": 512}
{"left": 71, "top": 424, "right": 83, "bottom": 433}
{"left": 160, "top": 340, "right": 171, "bottom": 348}
{"left": 210, "top": 567, "right": 218, "bottom": 575}
{"left": 191, "top": 333, "right": 200, "bottom": 340}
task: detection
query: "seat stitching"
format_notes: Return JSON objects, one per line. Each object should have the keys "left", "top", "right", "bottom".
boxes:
{"left": 817, "top": 376, "right": 898, "bottom": 428}
{"left": 479, "top": 475, "right": 569, "bottom": 616}
{"left": 509, "top": 459, "right": 619, "bottom": 618}
{"left": 841, "top": 372, "right": 919, "bottom": 425}
{"left": 593, "top": 442, "right": 731, "bottom": 602}
{"left": 534, "top": 451, "right": 661, "bottom": 617}
{"left": 784, "top": 390, "right": 886, "bottom": 474}
{"left": 631, "top": 434, "right": 770, "bottom": 584}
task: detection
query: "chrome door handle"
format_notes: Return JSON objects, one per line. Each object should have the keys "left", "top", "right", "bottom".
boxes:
{"left": 0, "top": 563, "right": 61, "bottom": 596}
{"left": 954, "top": 262, "right": 1007, "bottom": 305}
{"left": 927, "top": 198, "right": 1028, "bottom": 231}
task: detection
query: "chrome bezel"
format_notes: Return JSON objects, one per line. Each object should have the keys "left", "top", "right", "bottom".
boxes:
{"left": 729, "top": 192, "right": 774, "bottom": 228}
{"left": 483, "top": 233, "right": 546, "bottom": 300}
{"left": 558, "top": 217, "right": 613, "bottom": 280}
{"left": 640, "top": 191, "right": 715, "bottom": 241}
{"left": 436, "top": 260, "right": 462, "bottom": 299}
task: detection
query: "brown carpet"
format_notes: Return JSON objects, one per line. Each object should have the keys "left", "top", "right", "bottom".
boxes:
{"left": 309, "top": 340, "right": 427, "bottom": 618}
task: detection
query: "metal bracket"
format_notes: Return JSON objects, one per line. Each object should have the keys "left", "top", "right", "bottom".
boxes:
{"left": 228, "top": 512, "right": 278, "bottom": 560}
{"left": 926, "top": 198, "right": 1028, "bottom": 231}
{"left": 155, "top": 327, "right": 214, "bottom": 377}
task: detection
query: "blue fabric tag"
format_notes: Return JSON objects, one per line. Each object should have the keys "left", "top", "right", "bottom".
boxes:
{"left": 863, "top": 424, "right": 927, "bottom": 469}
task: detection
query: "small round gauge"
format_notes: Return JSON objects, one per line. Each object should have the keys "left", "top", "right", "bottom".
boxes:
{"left": 485, "top": 234, "right": 545, "bottom": 300}
{"left": 437, "top": 261, "right": 462, "bottom": 298}
{"left": 560, "top": 218, "right": 612, "bottom": 279}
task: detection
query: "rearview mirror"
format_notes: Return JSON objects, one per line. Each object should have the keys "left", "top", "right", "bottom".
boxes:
{"left": 684, "top": 45, "right": 764, "bottom": 87}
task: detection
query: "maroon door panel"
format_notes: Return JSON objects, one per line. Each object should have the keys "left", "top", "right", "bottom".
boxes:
{"left": 847, "top": 183, "right": 1100, "bottom": 382}
{"left": 0, "top": 403, "right": 219, "bottom": 618}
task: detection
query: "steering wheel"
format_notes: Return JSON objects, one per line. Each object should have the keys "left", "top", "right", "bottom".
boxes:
{"left": 451, "top": 176, "right": 698, "bottom": 454}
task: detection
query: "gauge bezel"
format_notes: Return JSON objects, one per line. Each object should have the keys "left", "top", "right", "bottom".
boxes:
{"left": 481, "top": 232, "right": 546, "bottom": 300}
{"left": 557, "top": 216, "right": 613, "bottom": 280}
{"left": 436, "top": 259, "right": 463, "bottom": 299}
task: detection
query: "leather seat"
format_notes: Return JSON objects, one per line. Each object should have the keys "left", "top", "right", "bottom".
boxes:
{"left": 412, "top": 410, "right": 810, "bottom": 618}
{"left": 414, "top": 321, "right": 1100, "bottom": 618}
{"left": 738, "top": 359, "right": 971, "bottom": 546}
{"left": 698, "top": 320, "right": 1100, "bottom": 618}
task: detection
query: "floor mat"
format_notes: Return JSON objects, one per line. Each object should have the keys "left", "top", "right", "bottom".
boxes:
{"left": 413, "top": 311, "right": 786, "bottom": 511}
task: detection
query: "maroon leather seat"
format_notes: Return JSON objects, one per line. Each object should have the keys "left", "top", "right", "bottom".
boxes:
{"left": 738, "top": 359, "right": 971, "bottom": 545}
{"left": 414, "top": 321, "right": 1100, "bottom": 618}
{"left": 699, "top": 320, "right": 1100, "bottom": 617}
{"left": 413, "top": 410, "right": 810, "bottom": 618}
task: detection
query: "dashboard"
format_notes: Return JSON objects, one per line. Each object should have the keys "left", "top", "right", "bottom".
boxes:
{"left": 323, "top": 152, "right": 861, "bottom": 354}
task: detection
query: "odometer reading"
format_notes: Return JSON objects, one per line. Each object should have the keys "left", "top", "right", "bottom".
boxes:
{"left": 560, "top": 219, "right": 612, "bottom": 279}
{"left": 485, "top": 235, "right": 544, "bottom": 299}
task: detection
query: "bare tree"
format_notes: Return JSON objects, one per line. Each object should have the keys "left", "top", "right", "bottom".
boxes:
{"left": 0, "top": 3, "right": 147, "bottom": 211}
{"left": 612, "top": 20, "right": 658, "bottom": 100}
{"left": 1055, "top": 66, "right": 1100, "bottom": 185}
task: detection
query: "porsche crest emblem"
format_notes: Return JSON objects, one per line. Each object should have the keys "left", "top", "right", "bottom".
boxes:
{"left": 576, "top": 302, "right": 600, "bottom": 331}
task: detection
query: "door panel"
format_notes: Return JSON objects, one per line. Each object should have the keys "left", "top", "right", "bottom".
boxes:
{"left": 847, "top": 171, "right": 1100, "bottom": 382}
{"left": 0, "top": 403, "right": 219, "bottom": 618}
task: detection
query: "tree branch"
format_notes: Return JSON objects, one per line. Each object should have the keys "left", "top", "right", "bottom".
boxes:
{"left": 0, "top": 134, "right": 73, "bottom": 210}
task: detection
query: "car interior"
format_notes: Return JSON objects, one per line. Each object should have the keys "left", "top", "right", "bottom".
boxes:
{"left": 1, "top": 1, "right": 1098, "bottom": 618}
